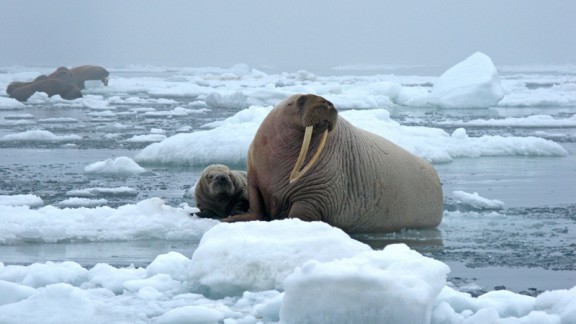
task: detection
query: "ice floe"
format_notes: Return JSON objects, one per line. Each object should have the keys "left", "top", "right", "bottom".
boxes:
{"left": 0, "top": 130, "right": 82, "bottom": 142}
{"left": 0, "top": 198, "right": 215, "bottom": 244}
{"left": 0, "top": 97, "right": 26, "bottom": 110}
{"left": 452, "top": 191, "right": 505, "bottom": 210}
{"left": 136, "top": 106, "right": 568, "bottom": 166}
{"left": 57, "top": 198, "right": 108, "bottom": 208}
{"left": 84, "top": 157, "right": 146, "bottom": 175}
{"left": 65, "top": 187, "right": 139, "bottom": 197}
{"left": 0, "top": 219, "right": 573, "bottom": 323}
{"left": 0, "top": 195, "right": 44, "bottom": 207}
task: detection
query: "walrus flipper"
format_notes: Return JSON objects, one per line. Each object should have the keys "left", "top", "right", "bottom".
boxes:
{"left": 229, "top": 197, "right": 249, "bottom": 216}
{"left": 193, "top": 209, "right": 221, "bottom": 219}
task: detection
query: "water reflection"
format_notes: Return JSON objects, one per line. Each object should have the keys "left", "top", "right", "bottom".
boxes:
{"left": 0, "top": 240, "right": 199, "bottom": 267}
{"left": 352, "top": 228, "right": 444, "bottom": 253}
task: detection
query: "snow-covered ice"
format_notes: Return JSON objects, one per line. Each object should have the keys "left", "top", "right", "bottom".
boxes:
{"left": 124, "top": 134, "right": 167, "bottom": 143}
{"left": 0, "top": 198, "right": 215, "bottom": 244}
{"left": 84, "top": 157, "right": 146, "bottom": 175}
{"left": 188, "top": 220, "right": 371, "bottom": 298}
{"left": 281, "top": 244, "right": 449, "bottom": 324}
{"left": 65, "top": 187, "right": 139, "bottom": 197}
{"left": 452, "top": 190, "right": 505, "bottom": 210}
{"left": 0, "top": 220, "right": 575, "bottom": 323}
{"left": 57, "top": 197, "right": 108, "bottom": 208}
{"left": 399, "top": 52, "right": 505, "bottom": 108}
{"left": 136, "top": 107, "right": 568, "bottom": 166}
{"left": 0, "top": 195, "right": 44, "bottom": 207}
{"left": 440, "top": 114, "right": 576, "bottom": 127}
{"left": 0, "top": 97, "right": 25, "bottom": 110}
{"left": 0, "top": 130, "right": 82, "bottom": 142}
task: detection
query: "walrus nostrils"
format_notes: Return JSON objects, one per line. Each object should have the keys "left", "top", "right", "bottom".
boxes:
{"left": 210, "top": 174, "right": 234, "bottom": 195}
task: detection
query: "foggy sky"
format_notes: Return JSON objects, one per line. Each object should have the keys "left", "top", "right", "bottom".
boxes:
{"left": 1, "top": 0, "right": 574, "bottom": 72}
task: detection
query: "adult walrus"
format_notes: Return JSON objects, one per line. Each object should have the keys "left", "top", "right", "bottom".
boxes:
{"left": 223, "top": 94, "right": 443, "bottom": 233}
{"left": 69, "top": 65, "right": 109, "bottom": 89}
{"left": 7, "top": 78, "right": 82, "bottom": 102}
{"left": 194, "top": 164, "right": 249, "bottom": 219}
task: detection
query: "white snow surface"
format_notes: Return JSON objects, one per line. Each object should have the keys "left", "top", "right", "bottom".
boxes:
{"left": 124, "top": 134, "right": 167, "bottom": 143}
{"left": 0, "top": 96, "right": 25, "bottom": 110}
{"left": 136, "top": 107, "right": 568, "bottom": 166}
{"left": 57, "top": 198, "right": 108, "bottom": 208}
{"left": 188, "top": 220, "right": 371, "bottom": 298}
{"left": 453, "top": 191, "right": 505, "bottom": 210}
{"left": 440, "top": 114, "right": 576, "bottom": 127}
{"left": 0, "top": 220, "right": 574, "bottom": 323}
{"left": 400, "top": 52, "right": 505, "bottom": 108}
{"left": 281, "top": 244, "right": 449, "bottom": 324}
{"left": 65, "top": 187, "right": 139, "bottom": 197}
{"left": 0, "top": 130, "right": 82, "bottom": 142}
{"left": 0, "top": 195, "right": 44, "bottom": 207}
{"left": 84, "top": 157, "right": 146, "bottom": 175}
{"left": 0, "top": 198, "right": 215, "bottom": 244}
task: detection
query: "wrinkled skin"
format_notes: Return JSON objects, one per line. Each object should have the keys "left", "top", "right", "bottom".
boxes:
{"left": 69, "top": 65, "right": 109, "bottom": 89}
{"left": 8, "top": 78, "right": 82, "bottom": 102}
{"left": 223, "top": 94, "right": 444, "bottom": 234}
{"left": 194, "top": 164, "right": 249, "bottom": 219}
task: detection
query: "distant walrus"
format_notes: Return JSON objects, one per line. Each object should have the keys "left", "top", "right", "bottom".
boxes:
{"left": 6, "top": 75, "right": 48, "bottom": 97}
{"left": 8, "top": 78, "right": 82, "bottom": 102}
{"left": 48, "top": 66, "right": 75, "bottom": 84}
{"left": 69, "top": 65, "right": 109, "bottom": 89}
{"left": 194, "top": 164, "right": 249, "bottom": 219}
{"left": 222, "top": 94, "right": 443, "bottom": 234}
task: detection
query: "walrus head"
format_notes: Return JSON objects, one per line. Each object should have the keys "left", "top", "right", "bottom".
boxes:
{"left": 201, "top": 164, "right": 236, "bottom": 198}
{"left": 288, "top": 94, "right": 338, "bottom": 183}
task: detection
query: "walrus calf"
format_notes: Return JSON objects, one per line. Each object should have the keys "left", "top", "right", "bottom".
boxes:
{"left": 223, "top": 94, "right": 444, "bottom": 234}
{"left": 194, "top": 164, "right": 249, "bottom": 219}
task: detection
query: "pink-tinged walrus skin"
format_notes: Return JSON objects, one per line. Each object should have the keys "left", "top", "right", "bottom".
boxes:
{"left": 223, "top": 94, "right": 443, "bottom": 234}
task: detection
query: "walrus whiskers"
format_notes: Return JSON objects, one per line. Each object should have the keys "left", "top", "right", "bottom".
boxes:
{"left": 289, "top": 127, "right": 328, "bottom": 183}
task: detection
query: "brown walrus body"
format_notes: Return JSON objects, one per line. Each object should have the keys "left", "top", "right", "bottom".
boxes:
{"left": 8, "top": 78, "right": 82, "bottom": 102}
{"left": 5, "top": 65, "right": 109, "bottom": 102}
{"left": 69, "top": 65, "right": 109, "bottom": 89}
{"left": 47, "top": 67, "right": 76, "bottom": 84}
{"left": 194, "top": 164, "right": 249, "bottom": 219}
{"left": 223, "top": 94, "right": 444, "bottom": 234}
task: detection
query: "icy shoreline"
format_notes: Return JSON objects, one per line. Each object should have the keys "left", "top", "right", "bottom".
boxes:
{"left": 0, "top": 220, "right": 574, "bottom": 323}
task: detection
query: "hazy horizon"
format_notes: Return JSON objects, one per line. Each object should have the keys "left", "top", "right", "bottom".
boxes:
{"left": 1, "top": 1, "right": 574, "bottom": 72}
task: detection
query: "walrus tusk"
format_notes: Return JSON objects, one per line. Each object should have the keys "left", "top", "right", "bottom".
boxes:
{"left": 289, "top": 126, "right": 328, "bottom": 183}
{"left": 289, "top": 126, "right": 313, "bottom": 182}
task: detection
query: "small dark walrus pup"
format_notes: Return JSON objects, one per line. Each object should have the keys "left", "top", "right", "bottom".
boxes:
{"left": 193, "top": 164, "right": 249, "bottom": 219}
